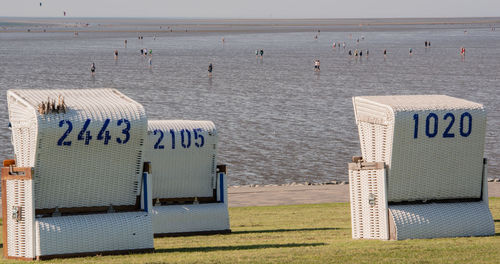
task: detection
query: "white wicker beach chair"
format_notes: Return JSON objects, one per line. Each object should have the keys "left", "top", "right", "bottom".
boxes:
{"left": 3, "top": 89, "right": 154, "bottom": 260}
{"left": 144, "top": 120, "right": 230, "bottom": 236}
{"left": 349, "top": 95, "right": 495, "bottom": 240}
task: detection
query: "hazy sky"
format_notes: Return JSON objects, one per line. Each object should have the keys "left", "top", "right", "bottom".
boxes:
{"left": 2, "top": 0, "right": 500, "bottom": 18}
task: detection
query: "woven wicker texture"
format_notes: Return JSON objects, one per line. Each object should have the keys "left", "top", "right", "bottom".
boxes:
{"left": 145, "top": 120, "right": 217, "bottom": 199}
{"left": 35, "top": 212, "right": 153, "bottom": 256}
{"left": 353, "top": 95, "right": 486, "bottom": 202}
{"left": 7, "top": 89, "right": 147, "bottom": 209}
{"left": 349, "top": 164, "right": 388, "bottom": 239}
{"left": 389, "top": 202, "right": 495, "bottom": 240}
{"left": 152, "top": 203, "right": 229, "bottom": 234}
{"left": 6, "top": 179, "right": 35, "bottom": 259}
{"left": 152, "top": 172, "right": 229, "bottom": 234}
{"left": 355, "top": 95, "right": 483, "bottom": 112}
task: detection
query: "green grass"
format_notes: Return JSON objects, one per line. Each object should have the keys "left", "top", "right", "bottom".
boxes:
{"left": 1, "top": 198, "right": 499, "bottom": 263}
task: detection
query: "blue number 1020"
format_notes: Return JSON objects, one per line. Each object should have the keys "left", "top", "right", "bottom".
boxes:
{"left": 413, "top": 114, "right": 419, "bottom": 138}
{"left": 413, "top": 112, "right": 472, "bottom": 139}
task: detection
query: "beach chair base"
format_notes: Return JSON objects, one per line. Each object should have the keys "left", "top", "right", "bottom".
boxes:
{"left": 349, "top": 160, "right": 495, "bottom": 240}
{"left": 35, "top": 212, "right": 153, "bottom": 258}
{"left": 388, "top": 201, "right": 494, "bottom": 240}
{"left": 2, "top": 165, "right": 154, "bottom": 260}
{"left": 152, "top": 203, "right": 230, "bottom": 236}
{"left": 35, "top": 248, "right": 154, "bottom": 261}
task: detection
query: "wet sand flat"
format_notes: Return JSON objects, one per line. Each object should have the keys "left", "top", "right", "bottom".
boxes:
{"left": 1, "top": 17, "right": 500, "bottom": 33}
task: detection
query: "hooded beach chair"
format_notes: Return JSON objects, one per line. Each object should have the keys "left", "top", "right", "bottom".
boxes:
{"left": 3, "top": 89, "right": 153, "bottom": 260}
{"left": 349, "top": 95, "right": 495, "bottom": 240}
{"left": 144, "top": 120, "right": 230, "bottom": 236}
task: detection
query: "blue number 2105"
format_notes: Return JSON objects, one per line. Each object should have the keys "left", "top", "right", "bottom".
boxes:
{"left": 153, "top": 128, "right": 205, "bottom": 150}
{"left": 413, "top": 112, "right": 472, "bottom": 139}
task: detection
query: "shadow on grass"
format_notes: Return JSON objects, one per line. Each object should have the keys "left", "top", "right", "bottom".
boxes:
{"left": 155, "top": 243, "right": 326, "bottom": 253}
{"left": 495, "top": 233, "right": 500, "bottom": 237}
{"left": 231, "top": 227, "right": 340, "bottom": 235}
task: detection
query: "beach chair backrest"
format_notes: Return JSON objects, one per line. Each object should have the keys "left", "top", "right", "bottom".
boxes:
{"left": 7, "top": 89, "right": 147, "bottom": 209}
{"left": 353, "top": 95, "right": 486, "bottom": 202}
{"left": 145, "top": 120, "right": 218, "bottom": 199}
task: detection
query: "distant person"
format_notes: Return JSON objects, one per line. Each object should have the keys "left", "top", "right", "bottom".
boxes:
{"left": 359, "top": 50, "right": 363, "bottom": 57}
{"left": 208, "top": 63, "right": 213, "bottom": 75}
{"left": 383, "top": 49, "right": 387, "bottom": 56}
{"left": 460, "top": 47, "right": 466, "bottom": 56}
{"left": 255, "top": 50, "right": 259, "bottom": 57}
{"left": 140, "top": 49, "right": 144, "bottom": 55}
{"left": 409, "top": 48, "right": 413, "bottom": 55}
{"left": 143, "top": 48, "right": 148, "bottom": 56}
{"left": 222, "top": 37, "right": 225, "bottom": 44}
{"left": 90, "top": 62, "right": 96, "bottom": 75}
{"left": 348, "top": 50, "right": 352, "bottom": 56}
{"left": 314, "top": 59, "right": 320, "bottom": 71}
{"left": 124, "top": 39, "right": 127, "bottom": 47}
{"left": 425, "top": 41, "right": 428, "bottom": 47}
{"left": 354, "top": 49, "right": 358, "bottom": 56}
{"left": 366, "top": 50, "right": 369, "bottom": 56}
{"left": 342, "top": 42, "right": 346, "bottom": 49}
{"left": 149, "top": 49, "right": 152, "bottom": 55}
{"left": 260, "top": 49, "right": 264, "bottom": 58}
{"left": 114, "top": 50, "right": 118, "bottom": 60}
{"left": 428, "top": 41, "right": 431, "bottom": 47}
{"left": 148, "top": 57, "right": 152, "bottom": 68}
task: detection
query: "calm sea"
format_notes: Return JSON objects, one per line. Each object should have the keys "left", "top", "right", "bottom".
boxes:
{"left": 0, "top": 19, "right": 499, "bottom": 185}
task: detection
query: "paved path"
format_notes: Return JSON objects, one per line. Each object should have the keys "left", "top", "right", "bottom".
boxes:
{"left": 227, "top": 182, "right": 500, "bottom": 207}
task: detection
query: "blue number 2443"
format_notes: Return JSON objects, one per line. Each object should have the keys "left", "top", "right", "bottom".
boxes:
{"left": 57, "top": 118, "right": 131, "bottom": 146}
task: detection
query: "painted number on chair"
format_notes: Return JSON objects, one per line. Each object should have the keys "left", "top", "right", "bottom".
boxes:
{"left": 413, "top": 112, "right": 472, "bottom": 139}
{"left": 57, "top": 119, "right": 131, "bottom": 146}
{"left": 153, "top": 128, "right": 205, "bottom": 149}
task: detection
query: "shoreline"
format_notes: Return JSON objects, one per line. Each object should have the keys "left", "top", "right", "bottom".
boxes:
{"left": 1, "top": 17, "right": 499, "bottom": 34}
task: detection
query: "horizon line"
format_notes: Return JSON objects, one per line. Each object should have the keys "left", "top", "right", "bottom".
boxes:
{"left": 1, "top": 15, "right": 500, "bottom": 20}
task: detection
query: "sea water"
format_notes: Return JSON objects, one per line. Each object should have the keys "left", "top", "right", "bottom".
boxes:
{"left": 0, "top": 20, "right": 499, "bottom": 185}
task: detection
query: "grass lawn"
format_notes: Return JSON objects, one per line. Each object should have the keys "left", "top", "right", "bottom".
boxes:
{"left": 0, "top": 198, "right": 499, "bottom": 263}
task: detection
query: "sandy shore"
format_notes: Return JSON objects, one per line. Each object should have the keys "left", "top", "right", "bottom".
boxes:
{"left": 227, "top": 182, "right": 500, "bottom": 207}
